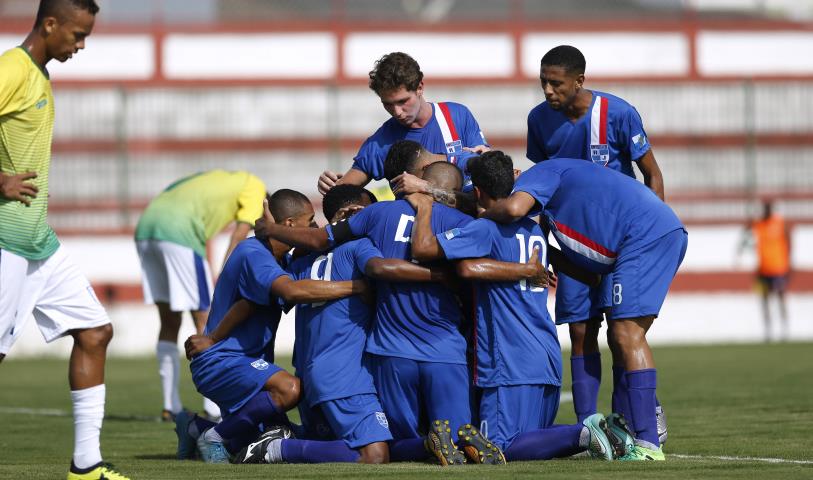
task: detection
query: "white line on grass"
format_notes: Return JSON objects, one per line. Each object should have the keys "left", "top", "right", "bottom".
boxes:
{"left": 0, "top": 406, "right": 157, "bottom": 422}
{"left": 671, "top": 454, "right": 813, "bottom": 465}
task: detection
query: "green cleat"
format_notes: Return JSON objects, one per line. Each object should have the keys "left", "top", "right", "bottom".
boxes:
{"left": 425, "top": 419, "right": 466, "bottom": 466}
{"left": 582, "top": 413, "right": 613, "bottom": 461}
{"left": 618, "top": 444, "right": 666, "bottom": 461}
{"left": 457, "top": 424, "right": 506, "bottom": 465}
{"left": 605, "top": 413, "right": 635, "bottom": 458}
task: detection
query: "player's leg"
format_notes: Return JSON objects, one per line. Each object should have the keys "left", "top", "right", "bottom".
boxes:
{"left": 420, "top": 361, "right": 471, "bottom": 465}
{"left": 557, "top": 273, "right": 603, "bottom": 423}
{"left": 759, "top": 276, "right": 772, "bottom": 342}
{"left": 776, "top": 277, "right": 790, "bottom": 341}
{"left": 608, "top": 228, "right": 687, "bottom": 461}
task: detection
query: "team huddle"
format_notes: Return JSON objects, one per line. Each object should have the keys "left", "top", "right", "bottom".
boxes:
{"left": 0, "top": 1, "right": 687, "bottom": 478}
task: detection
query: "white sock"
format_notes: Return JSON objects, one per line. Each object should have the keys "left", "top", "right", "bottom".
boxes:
{"left": 203, "top": 427, "right": 223, "bottom": 444}
{"left": 264, "top": 438, "right": 284, "bottom": 463}
{"left": 71, "top": 384, "right": 105, "bottom": 469}
{"left": 202, "top": 397, "right": 221, "bottom": 421}
{"left": 578, "top": 426, "right": 591, "bottom": 448}
{"left": 156, "top": 340, "right": 182, "bottom": 413}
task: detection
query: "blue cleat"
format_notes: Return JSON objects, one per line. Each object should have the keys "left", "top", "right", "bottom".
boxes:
{"left": 582, "top": 413, "right": 613, "bottom": 461}
{"left": 196, "top": 429, "right": 231, "bottom": 464}
{"left": 174, "top": 410, "right": 198, "bottom": 460}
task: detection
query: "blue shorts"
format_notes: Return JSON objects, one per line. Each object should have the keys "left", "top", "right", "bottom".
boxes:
{"left": 298, "top": 394, "right": 393, "bottom": 448}
{"left": 608, "top": 228, "right": 688, "bottom": 320}
{"left": 366, "top": 354, "right": 471, "bottom": 441}
{"left": 478, "top": 384, "right": 561, "bottom": 450}
{"left": 191, "top": 351, "right": 283, "bottom": 415}
{"left": 554, "top": 273, "right": 612, "bottom": 324}
{"left": 759, "top": 275, "right": 788, "bottom": 293}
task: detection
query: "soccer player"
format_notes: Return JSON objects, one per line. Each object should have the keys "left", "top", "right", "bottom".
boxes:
{"left": 135, "top": 169, "right": 266, "bottom": 422}
{"left": 480, "top": 158, "right": 687, "bottom": 461}
{"left": 238, "top": 184, "right": 460, "bottom": 465}
{"left": 527, "top": 45, "right": 667, "bottom": 437}
{"left": 317, "top": 51, "right": 488, "bottom": 195}
{"left": 407, "top": 151, "right": 621, "bottom": 462}
{"left": 0, "top": 1, "right": 129, "bottom": 479}
{"left": 186, "top": 189, "right": 369, "bottom": 463}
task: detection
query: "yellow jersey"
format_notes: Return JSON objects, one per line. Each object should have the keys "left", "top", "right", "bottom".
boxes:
{"left": 135, "top": 170, "right": 266, "bottom": 257}
{"left": 0, "top": 47, "right": 59, "bottom": 260}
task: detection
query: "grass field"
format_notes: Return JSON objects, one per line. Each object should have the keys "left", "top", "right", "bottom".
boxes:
{"left": 1, "top": 343, "right": 812, "bottom": 479}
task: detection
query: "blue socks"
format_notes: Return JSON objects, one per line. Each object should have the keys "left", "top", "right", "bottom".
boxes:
{"left": 612, "top": 365, "right": 633, "bottom": 430}
{"left": 571, "top": 353, "right": 601, "bottom": 423}
{"left": 214, "top": 391, "right": 287, "bottom": 454}
{"left": 625, "top": 368, "right": 659, "bottom": 448}
{"left": 281, "top": 439, "right": 360, "bottom": 463}
{"left": 504, "top": 424, "right": 583, "bottom": 461}
{"left": 389, "top": 438, "right": 429, "bottom": 462}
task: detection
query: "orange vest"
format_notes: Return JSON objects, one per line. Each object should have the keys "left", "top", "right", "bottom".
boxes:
{"left": 753, "top": 214, "right": 790, "bottom": 276}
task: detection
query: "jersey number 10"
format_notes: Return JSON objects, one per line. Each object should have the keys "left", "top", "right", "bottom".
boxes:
{"left": 516, "top": 233, "right": 547, "bottom": 292}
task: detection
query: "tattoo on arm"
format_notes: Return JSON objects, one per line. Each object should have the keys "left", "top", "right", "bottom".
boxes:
{"left": 427, "top": 186, "right": 457, "bottom": 208}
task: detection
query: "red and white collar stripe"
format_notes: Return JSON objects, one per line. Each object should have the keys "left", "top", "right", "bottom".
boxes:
{"left": 590, "top": 95, "right": 608, "bottom": 146}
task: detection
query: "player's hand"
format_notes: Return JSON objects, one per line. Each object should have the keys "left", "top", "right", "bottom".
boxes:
{"left": 528, "top": 247, "right": 551, "bottom": 288}
{"left": 547, "top": 268, "right": 558, "bottom": 289}
{"left": 330, "top": 204, "right": 364, "bottom": 223}
{"left": 0, "top": 172, "right": 39, "bottom": 206}
{"left": 513, "top": 168, "right": 522, "bottom": 181}
{"left": 463, "top": 145, "right": 491, "bottom": 154}
{"left": 318, "top": 170, "right": 343, "bottom": 195}
{"left": 184, "top": 334, "right": 215, "bottom": 359}
{"left": 405, "top": 192, "right": 433, "bottom": 210}
{"left": 391, "top": 172, "right": 429, "bottom": 197}
{"left": 254, "top": 198, "right": 276, "bottom": 239}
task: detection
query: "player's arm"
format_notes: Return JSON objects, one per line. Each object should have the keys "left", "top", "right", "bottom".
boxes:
{"left": 405, "top": 193, "right": 445, "bottom": 262}
{"left": 271, "top": 275, "right": 367, "bottom": 304}
{"left": 0, "top": 172, "right": 39, "bottom": 205}
{"left": 456, "top": 247, "right": 551, "bottom": 288}
{"left": 222, "top": 222, "right": 252, "bottom": 265}
{"left": 547, "top": 246, "right": 602, "bottom": 288}
{"left": 184, "top": 299, "right": 255, "bottom": 358}
{"left": 319, "top": 167, "right": 371, "bottom": 195}
{"left": 256, "top": 199, "right": 332, "bottom": 251}
{"left": 391, "top": 172, "right": 477, "bottom": 217}
{"left": 481, "top": 192, "right": 537, "bottom": 224}
{"left": 365, "top": 258, "right": 449, "bottom": 283}
{"left": 637, "top": 150, "right": 665, "bottom": 201}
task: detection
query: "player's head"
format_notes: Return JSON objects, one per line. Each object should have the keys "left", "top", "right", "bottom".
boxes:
{"left": 539, "top": 45, "right": 586, "bottom": 111}
{"left": 384, "top": 140, "right": 441, "bottom": 183}
{"left": 369, "top": 52, "right": 426, "bottom": 127}
{"left": 322, "top": 185, "right": 377, "bottom": 223}
{"left": 422, "top": 162, "right": 463, "bottom": 192}
{"left": 34, "top": 0, "right": 99, "bottom": 63}
{"left": 468, "top": 151, "right": 514, "bottom": 208}
{"left": 269, "top": 189, "right": 315, "bottom": 228}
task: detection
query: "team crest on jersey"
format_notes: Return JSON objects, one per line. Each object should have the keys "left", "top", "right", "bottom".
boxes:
{"left": 446, "top": 140, "right": 462, "bottom": 154}
{"left": 251, "top": 359, "right": 269, "bottom": 370}
{"left": 444, "top": 228, "right": 460, "bottom": 240}
{"left": 632, "top": 133, "right": 648, "bottom": 149}
{"left": 36, "top": 99, "right": 48, "bottom": 109}
{"left": 590, "top": 144, "right": 609, "bottom": 166}
{"left": 376, "top": 412, "right": 389, "bottom": 429}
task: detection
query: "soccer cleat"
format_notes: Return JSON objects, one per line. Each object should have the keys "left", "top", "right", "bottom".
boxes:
{"left": 656, "top": 405, "right": 668, "bottom": 444}
{"left": 67, "top": 461, "right": 130, "bottom": 480}
{"left": 161, "top": 409, "right": 176, "bottom": 423}
{"left": 425, "top": 419, "right": 466, "bottom": 466}
{"left": 582, "top": 413, "right": 613, "bottom": 461}
{"left": 196, "top": 429, "right": 231, "bottom": 464}
{"left": 618, "top": 444, "right": 666, "bottom": 461}
{"left": 456, "top": 423, "right": 506, "bottom": 465}
{"left": 605, "top": 413, "right": 635, "bottom": 458}
{"left": 235, "top": 425, "right": 294, "bottom": 464}
{"left": 174, "top": 410, "right": 198, "bottom": 460}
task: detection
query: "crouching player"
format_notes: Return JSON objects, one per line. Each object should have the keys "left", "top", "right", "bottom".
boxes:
{"left": 180, "top": 189, "right": 368, "bottom": 463}
{"left": 482, "top": 157, "right": 687, "bottom": 460}
{"left": 408, "top": 151, "right": 623, "bottom": 462}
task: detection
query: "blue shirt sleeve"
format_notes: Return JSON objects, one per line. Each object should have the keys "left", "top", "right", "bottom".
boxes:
{"left": 621, "top": 106, "right": 651, "bottom": 161}
{"left": 352, "top": 237, "right": 383, "bottom": 272}
{"left": 352, "top": 127, "right": 389, "bottom": 181}
{"left": 513, "top": 163, "right": 562, "bottom": 209}
{"left": 456, "top": 104, "right": 488, "bottom": 148}
{"left": 526, "top": 108, "right": 547, "bottom": 163}
{"left": 238, "top": 254, "right": 289, "bottom": 306}
{"left": 437, "top": 218, "right": 494, "bottom": 260}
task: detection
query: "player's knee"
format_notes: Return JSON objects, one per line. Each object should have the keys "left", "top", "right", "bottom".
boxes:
{"left": 76, "top": 323, "right": 113, "bottom": 351}
{"left": 359, "top": 442, "right": 389, "bottom": 464}
{"left": 269, "top": 374, "right": 301, "bottom": 411}
{"left": 608, "top": 324, "right": 644, "bottom": 351}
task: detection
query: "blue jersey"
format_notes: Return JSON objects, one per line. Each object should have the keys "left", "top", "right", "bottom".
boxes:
{"left": 327, "top": 200, "right": 473, "bottom": 364}
{"left": 198, "top": 237, "right": 288, "bottom": 360}
{"left": 353, "top": 102, "right": 487, "bottom": 184}
{"left": 526, "top": 90, "right": 651, "bottom": 178}
{"left": 437, "top": 217, "right": 562, "bottom": 388}
{"left": 513, "top": 159, "right": 683, "bottom": 274}
{"left": 287, "top": 238, "right": 382, "bottom": 407}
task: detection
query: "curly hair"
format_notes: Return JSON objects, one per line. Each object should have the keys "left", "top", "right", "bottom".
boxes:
{"left": 469, "top": 151, "right": 515, "bottom": 199}
{"left": 369, "top": 52, "right": 424, "bottom": 95}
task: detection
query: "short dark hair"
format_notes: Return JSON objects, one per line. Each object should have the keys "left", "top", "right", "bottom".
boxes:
{"left": 423, "top": 162, "right": 462, "bottom": 192}
{"left": 35, "top": 0, "right": 99, "bottom": 26}
{"left": 469, "top": 151, "right": 514, "bottom": 199}
{"left": 540, "top": 45, "right": 586, "bottom": 76}
{"left": 269, "top": 189, "right": 310, "bottom": 222}
{"left": 369, "top": 52, "right": 424, "bottom": 95}
{"left": 384, "top": 140, "right": 424, "bottom": 181}
{"left": 322, "top": 185, "right": 377, "bottom": 222}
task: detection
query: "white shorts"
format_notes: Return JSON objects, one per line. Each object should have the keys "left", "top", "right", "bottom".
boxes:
{"left": 136, "top": 240, "right": 213, "bottom": 313}
{"left": 0, "top": 245, "right": 111, "bottom": 355}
